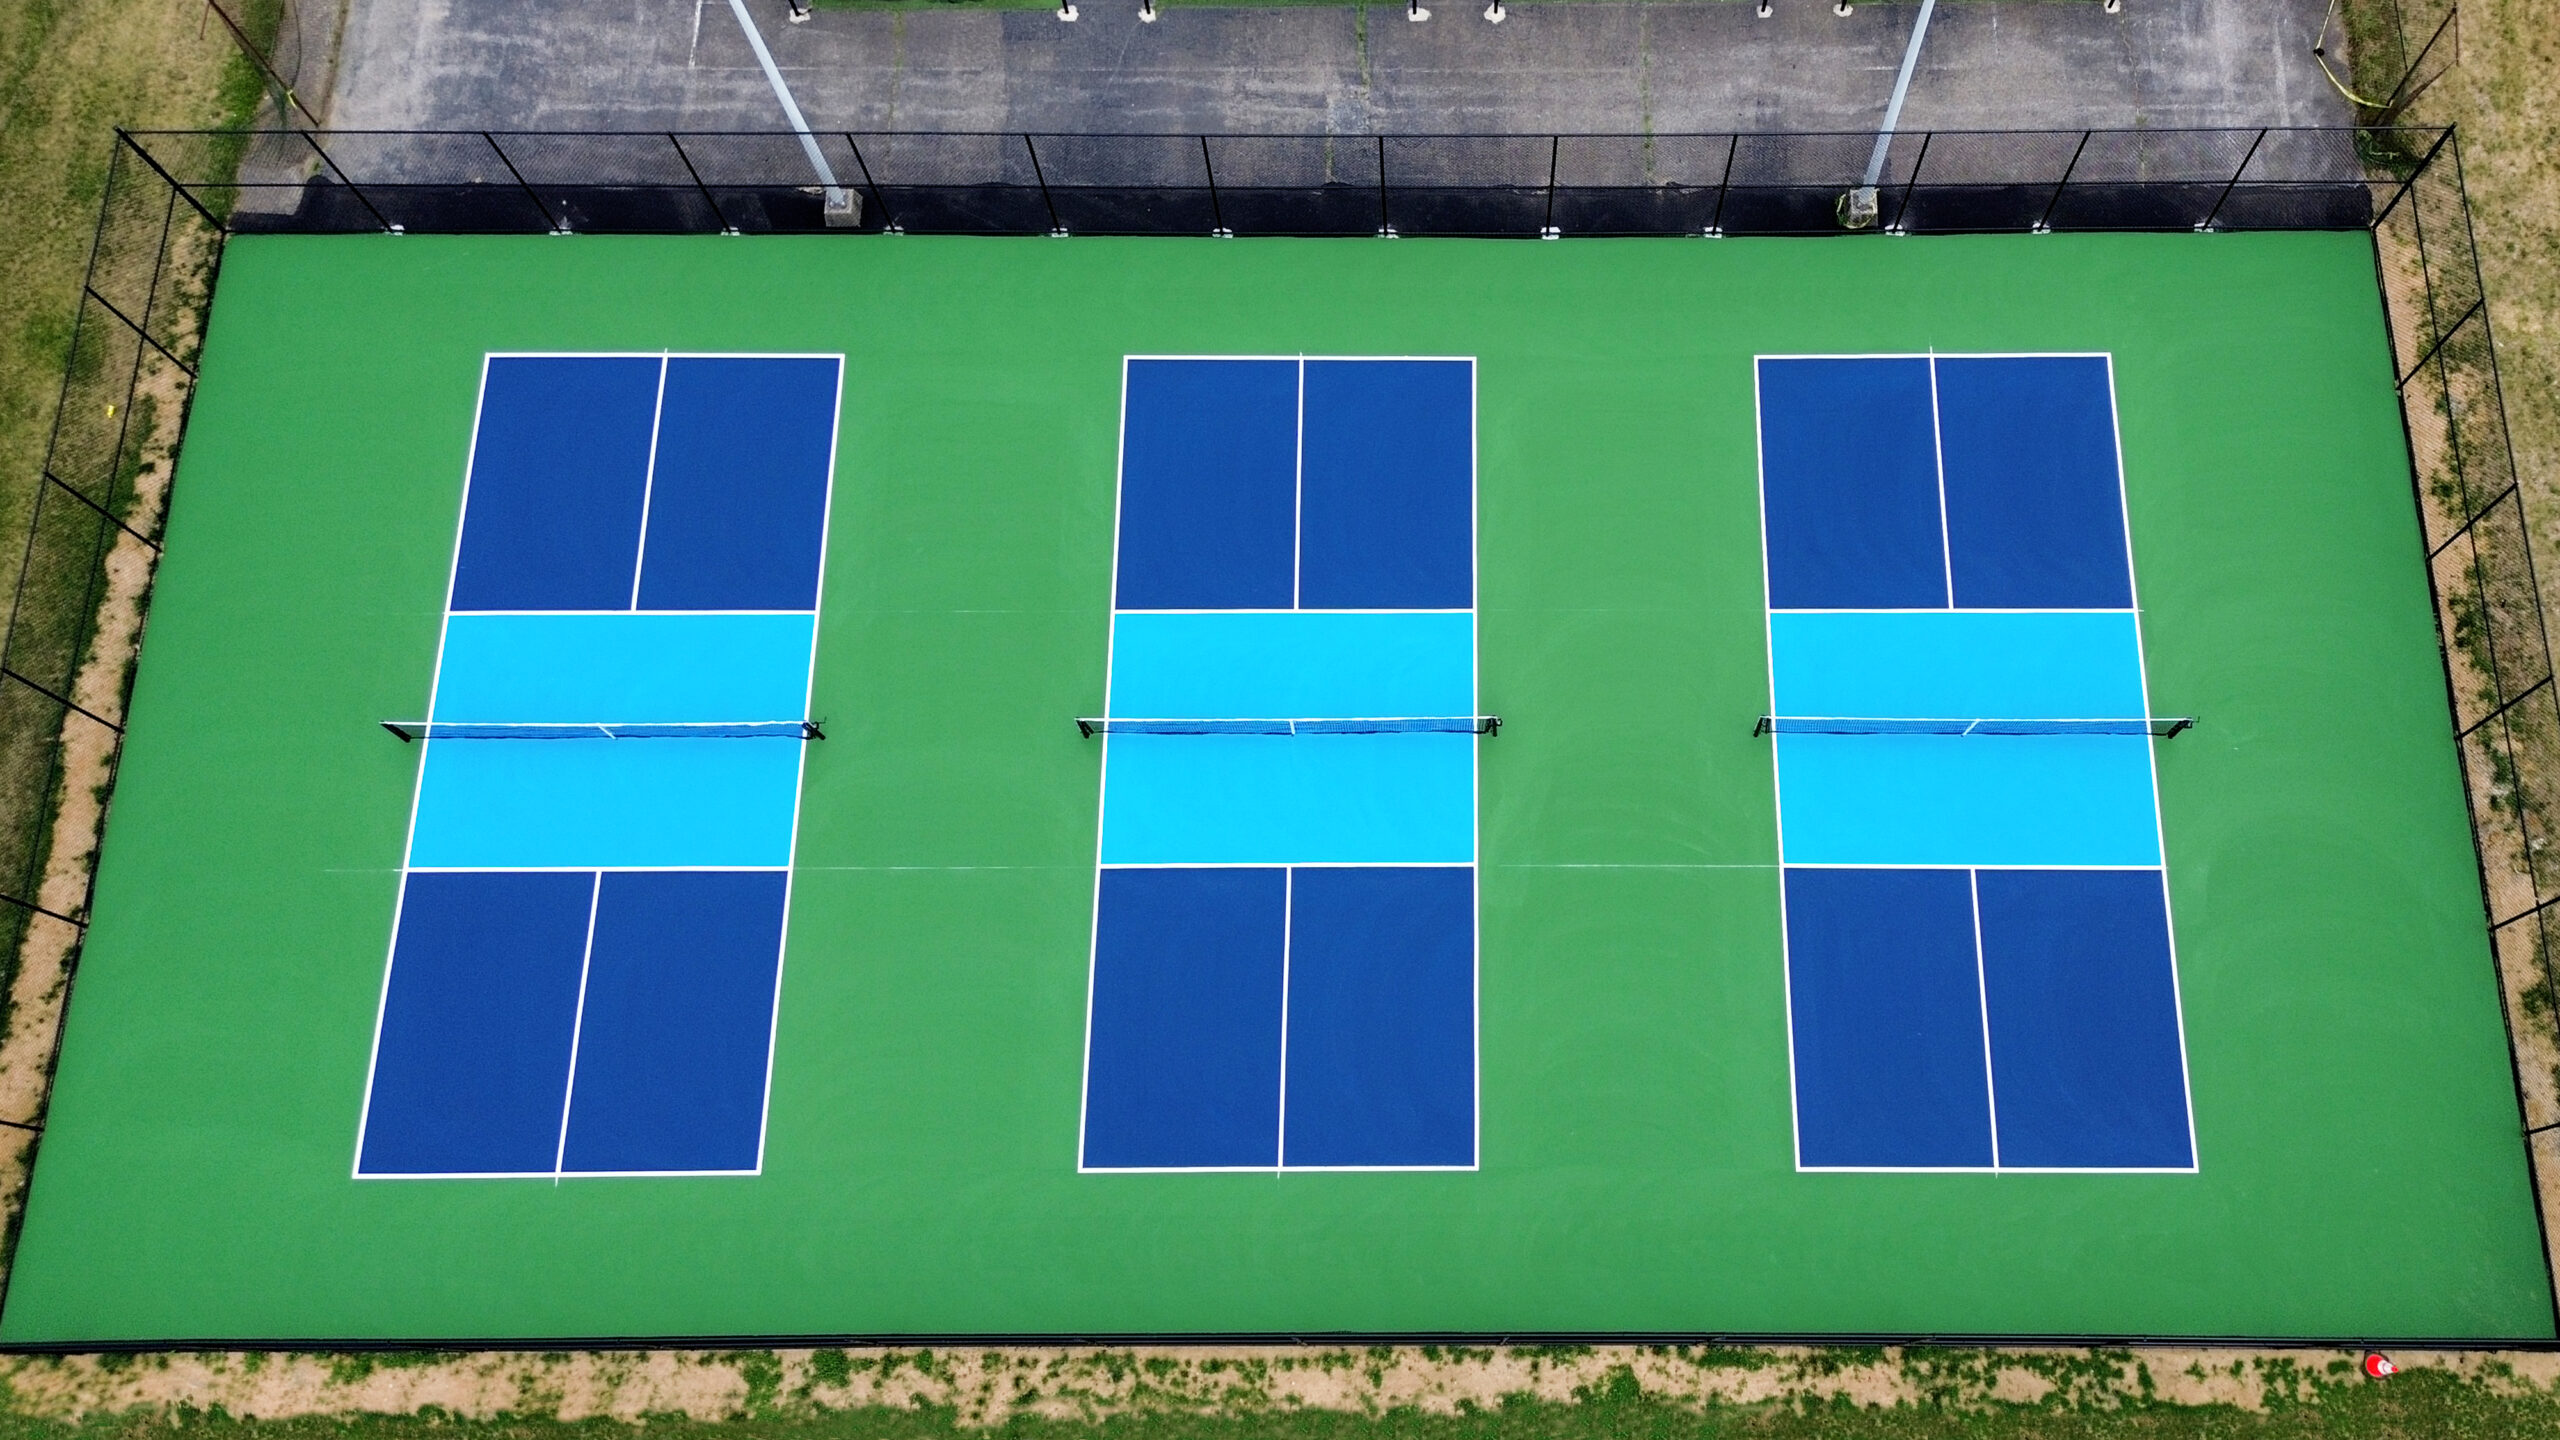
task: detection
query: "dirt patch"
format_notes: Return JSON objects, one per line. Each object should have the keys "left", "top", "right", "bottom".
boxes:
{"left": 0, "top": 1345, "right": 2552, "bottom": 1426}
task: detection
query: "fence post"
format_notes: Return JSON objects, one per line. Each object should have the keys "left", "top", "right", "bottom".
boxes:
{"left": 483, "top": 132, "right": 562, "bottom": 232}
{"left": 845, "top": 137, "right": 898, "bottom": 234}
{"left": 1376, "top": 135, "right": 1393, "bottom": 237}
{"left": 1890, "top": 130, "right": 1931, "bottom": 234}
{"left": 1706, "top": 134, "right": 1739, "bottom": 236}
{"left": 1200, "top": 136, "right": 1232, "bottom": 237}
{"left": 2035, "top": 130, "right": 2091, "bottom": 233}
{"left": 2197, "top": 127, "right": 2266, "bottom": 232}
{"left": 1024, "top": 134, "right": 1065, "bottom": 236}
{"left": 2370, "top": 124, "right": 2454, "bottom": 234}
{"left": 667, "top": 134, "right": 734, "bottom": 233}
{"left": 1541, "top": 135, "right": 1561, "bottom": 238}
{"left": 297, "top": 131, "right": 394, "bottom": 231}
{"left": 110, "top": 131, "right": 228, "bottom": 235}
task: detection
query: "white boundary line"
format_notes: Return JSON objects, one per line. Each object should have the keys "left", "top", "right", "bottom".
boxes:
{"left": 1752, "top": 359, "right": 1807, "bottom": 1173}
{"left": 1468, "top": 352, "right": 1483, "bottom": 1173}
{"left": 753, "top": 352, "right": 847, "bottom": 1179}
{"left": 626, "top": 354, "right": 670, "bottom": 609}
{"left": 1757, "top": 350, "right": 2198, "bottom": 1177}
{"left": 1124, "top": 352, "right": 1476, "bottom": 363}
{"left": 356, "top": 350, "right": 844, "bottom": 1183}
{"left": 552, "top": 872, "right": 604, "bottom": 1179}
{"left": 481, "top": 350, "right": 843, "bottom": 360}
{"left": 1098, "top": 860, "right": 1475, "bottom": 869}
{"left": 1115, "top": 608, "right": 1476, "bottom": 616}
{"left": 1073, "top": 357, "right": 1135, "bottom": 1172}
{"left": 1775, "top": 861, "right": 2165, "bottom": 872}
{"left": 1969, "top": 868, "right": 2001, "bottom": 1170}
{"left": 1926, "top": 352, "right": 1954, "bottom": 607}
{"left": 352, "top": 352, "right": 493, "bottom": 1180}
{"left": 1754, "top": 350, "right": 2112, "bottom": 362}
{"left": 405, "top": 864, "right": 793, "bottom": 874}
{"left": 1274, "top": 867, "right": 1294, "bottom": 1169}
{"left": 361, "top": 1167, "right": 764, "bottom": 1181}
{"left": 1292, "top": 356, "right": 1307, "bottom": 612}
{"left": 2107, "top": 351, "right": 2203, "bottom": 1172}
{"left": 1769, "top": 607, "right": 2135, "bottom": 616}
{"left": 450, "top": 609, "right": 816, "bottom": 618}
{"left": 1079, "top": 354, "right": 1484, "bottom": 1176}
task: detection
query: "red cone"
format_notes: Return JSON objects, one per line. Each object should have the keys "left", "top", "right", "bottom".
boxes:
{"left": 2364, "top": 1352, "right": 2399, "bottom": 1379}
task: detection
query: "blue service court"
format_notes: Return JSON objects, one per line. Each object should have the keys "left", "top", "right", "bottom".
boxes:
{"left": 1083, "top": 357, "right": 1480, "bottom": 1171}
{"left": 357, "top": 352, "right": 840, "bottom": 1179}
{"left": 1757, "top": 353, "right": 2195, "bottom": 1172}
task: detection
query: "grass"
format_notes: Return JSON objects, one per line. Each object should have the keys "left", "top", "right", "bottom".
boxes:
{"left": 0, "top": 0, "right": 281, "bottom": 1324}
{"left": 0, "top": 1, "right": 271, "bottom": 605}
{"left": 1, "top": 1350, "right": 2559, "bottom": 1440}
{"left": 2396, "top": 0, "right": 2560, "bottom": 585}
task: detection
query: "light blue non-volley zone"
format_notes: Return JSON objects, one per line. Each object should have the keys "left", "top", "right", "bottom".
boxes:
{"left": 1756, "top": 353, "right": 2192, "bottom": 1173}
{"left": 359, "top": 353, "right": 839, "bottom": 1179}
{"left": 1102, "top": 612, "right": 1475, "bottom": 864}
{"left": 1085, "top": 357, "right": 1480, "bottom": 1172}
{"left": 1771, "top": 612, "right": 2160, "bottom": 866}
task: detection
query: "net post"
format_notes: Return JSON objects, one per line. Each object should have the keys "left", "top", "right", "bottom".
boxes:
{"left": 2160, "top": 717, "right": 2195, "bottom": 738}
{"left": 1481, "top": 715, "right": 1502, "bottom": 736}
{"left": 382, "top": 721, "right": 417, "bottom": 743}
{"left": 1753, "top": 715, "right": 1773, "bottom": 737}
{"left": 803, "top": 720, "right": 826, "bottom": 740}
{"left": 1076, "top": 718, "right": 1098, "bottom": 739}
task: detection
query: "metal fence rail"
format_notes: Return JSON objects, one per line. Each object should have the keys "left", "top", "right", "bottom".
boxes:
{"left": 4, "top": 123, "right": 2559, "bottom": 1340}
{"left": 126, "top": 126, "right": 2440, "bottom": 238}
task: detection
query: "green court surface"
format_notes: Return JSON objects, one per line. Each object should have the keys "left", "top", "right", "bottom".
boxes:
{"left": 2, "top": 230, "right": 2548, "bottom": 1343}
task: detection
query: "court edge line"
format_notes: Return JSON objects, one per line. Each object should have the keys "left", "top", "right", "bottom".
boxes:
{"left": 445, "top": 609, "right": 817, "bottom": 618}
{"left": 1970, "top": 868, "right": 2002, "bottom": 1170}
{"left": 625, "top": 353, "right": 670, "bottom": 610}
{"left": 754, "top": 351, "right": 848, "bottom": 1180}
{"left": 1076, "top": 1164, "right": 1480, "bottom": 1175}
{"left": 1768, "top": 607, "right": 2135, "bottom": 616}
{"left": 1123, "top": 353, "right": 1475, "bottom": 363}
{"left": 1097, "top": 860, "right": 1475, "bottom": 869}
{"left": 1754, "top": 351, "right": 2112, "bottom": 362}
{"left": 1795, "top": 1164, "right": 2199, "bottom": 1175}
{"left": 2107, "top": 351, "right": 2203, "bottom": 1171}
{"left": 355, "top": 1168, "right": 762, "bottom": 1182}
{"left": 1273, "top": 867, "right": 1293, "bottom": 1170}
{"left": 480, "top": 350, "right": 844, "bottom": 361}
{"left": 1073, "top": 356, "right": 1135, "bottom": 1171}
{"left": 552, "top": 872, "right": 604, "bottom": 1180}
{"left": 1772, "top": 861, "right": 2164, "bottom": 872}
{"left": 1111, "top": 608, "right": 1476, "bottom": 617}
{"left": 1927, "top": 351, "right": 1954, "bottom": 607}
{"left": 403, "top": 865, "right": 791, "bottom": 874}
{"left": 1292, "top": 356, "right": 1305, "bottom": 611}
{"left": 1752, "top": 358, "right": 1808, "bottom": 1174}
{"left": 1469, "top": 352, "right": 1483, "bottom": 1172}
{"left": 350, "top": 351, "right": 494, "bottom": 1180}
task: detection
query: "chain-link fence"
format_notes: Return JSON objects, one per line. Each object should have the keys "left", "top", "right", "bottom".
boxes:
{"left": 0, "top": 132, "right": 223, "bottom": 1274}
{"left": 2372, "top": 128, "right": 2560, "bottom": 1298}
{"left": 6, "top": 121, "right": 2558, "bottom": 1332}
{"left": 134, "top": 125, "right": 2432, "bottom": 237}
